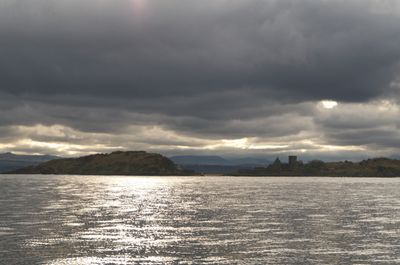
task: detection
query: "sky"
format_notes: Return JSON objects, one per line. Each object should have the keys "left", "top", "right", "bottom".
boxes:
{"left": 1, "top": 0, "right": 400, "bottom": 160}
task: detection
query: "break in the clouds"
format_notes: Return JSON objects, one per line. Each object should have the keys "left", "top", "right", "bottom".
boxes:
{"left": 1, "top": 0, "right": 400, "bottom": 159}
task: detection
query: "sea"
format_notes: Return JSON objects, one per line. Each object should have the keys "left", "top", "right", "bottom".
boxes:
{"left": 0, "top": 175, "right": 400, "bottom": 264}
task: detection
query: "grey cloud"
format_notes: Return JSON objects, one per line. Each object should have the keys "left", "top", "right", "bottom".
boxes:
{"left": 314, "top": 101, "right": 400, "bottom": 152}
{"left": 1, "top": 0, "right": 400, "bottom": 157}
{"left": 324, "top": 128, "right": 400, "bottom": 148}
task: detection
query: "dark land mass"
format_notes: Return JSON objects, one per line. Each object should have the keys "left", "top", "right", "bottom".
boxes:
{"left": 234, "top": 157, "right": 400, "bottom": 177}
{"left": 0, "top": 152, "right": 58, "bottom": 173}
{"left": 5, "top": 151, "right": 196, "bottom": 176}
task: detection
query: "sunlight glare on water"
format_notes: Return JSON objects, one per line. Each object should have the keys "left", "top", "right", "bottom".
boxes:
{"left": 1, "top": 175, "right": 400, "bottom": 264}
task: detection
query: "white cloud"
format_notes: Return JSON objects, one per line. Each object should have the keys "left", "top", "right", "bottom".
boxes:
{"left": 319, "top": 100, "right": 338, "bottom": 109}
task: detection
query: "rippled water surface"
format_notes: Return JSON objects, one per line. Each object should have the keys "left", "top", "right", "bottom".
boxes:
{"left": 1, "top": 175, "right": 400, "bottom": 264}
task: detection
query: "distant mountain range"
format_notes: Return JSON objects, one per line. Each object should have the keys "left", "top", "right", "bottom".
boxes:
{"left": 0, "top": 152, "right": 58, "bottom": 173}
{"left": 170, "top": 155, "right": 271, "bottom": 174}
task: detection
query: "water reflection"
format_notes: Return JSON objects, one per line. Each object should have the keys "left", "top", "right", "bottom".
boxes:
{"left": 0, "top": 176, "right": 400, "bottom": 264}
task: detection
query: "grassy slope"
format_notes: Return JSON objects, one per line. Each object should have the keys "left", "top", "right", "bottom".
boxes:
{"left": 8, "top": 151, "right": 192, "bottom": 175}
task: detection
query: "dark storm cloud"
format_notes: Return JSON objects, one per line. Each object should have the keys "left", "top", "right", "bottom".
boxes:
{"left": 1, "top": 0, "right": 400, "bottom": 156}
{"left": 1, "top": 0, "right": 400, "bottom": 103}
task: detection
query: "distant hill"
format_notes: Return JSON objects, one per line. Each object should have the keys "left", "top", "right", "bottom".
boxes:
{"left": 170, "top": 155, "right": 230, "bottom": 165}
{"left": 170, "top": 155, "right": 271, "bottom": 174}
{"left": 0, "top": 152, "right": 58, "bottom": 173}
{"left": 170, "top": 155, "right": 271, "bottom": 166}
{"left": 234, "top": 157, "right": 400, "bottom": 177}
{"left": 5, "top": 151, "right": 195, "bottom": 176}
{"left": 178, "top": 164, "right": 252, "bottom": 175}
{"left": 228, "top": 157, "right": 272, "bottom": 166}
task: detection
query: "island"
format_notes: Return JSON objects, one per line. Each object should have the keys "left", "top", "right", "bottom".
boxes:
{"left": 233, "top": 156, "right": 400, "bottom": 177}
{"left": 5, "top": 151, "right": 196, "bottom": 176}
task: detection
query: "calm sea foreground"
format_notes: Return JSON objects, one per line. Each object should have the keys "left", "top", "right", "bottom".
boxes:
{"left": 0, "top": 175, "right": 400, "bottom": 264}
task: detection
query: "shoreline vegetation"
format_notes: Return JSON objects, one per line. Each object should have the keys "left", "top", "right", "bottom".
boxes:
{"left": 232, "top": 156, "right": 400, "bottom": 178}
{"left": 2, "top": 151, "right": 400, "bottom": 177}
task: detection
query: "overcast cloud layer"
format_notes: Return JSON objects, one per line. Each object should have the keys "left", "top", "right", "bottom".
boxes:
{"left": 1, "top": 0, "right": 400, "bottom": 160}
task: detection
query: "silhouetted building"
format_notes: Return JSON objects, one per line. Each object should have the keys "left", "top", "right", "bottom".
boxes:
{"left": 288, "top": 156, "right": 298, "bottom": 169}
{"left": 270, "top": 157, "right": 282, "bottom": 170}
